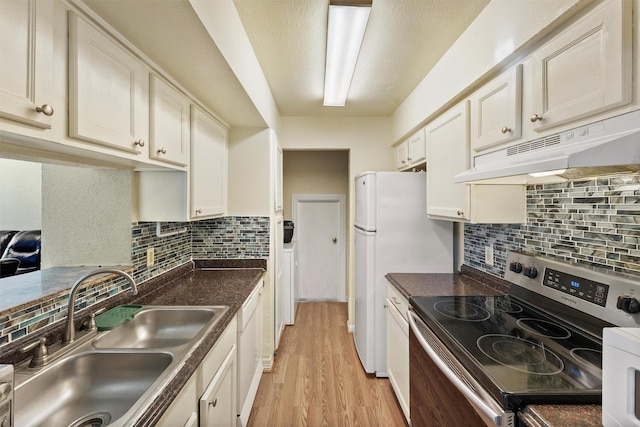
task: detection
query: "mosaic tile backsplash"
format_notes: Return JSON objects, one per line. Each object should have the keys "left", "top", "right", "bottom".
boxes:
{"left": 465, "top": 175, "right": 640, "bottom": 278}
{"left": 0, "top": 216, "right": 269, "bottom": 348}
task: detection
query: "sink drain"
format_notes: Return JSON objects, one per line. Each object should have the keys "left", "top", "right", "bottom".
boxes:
{"left": 69, "top": 412, "right": 112, "bottom": 427}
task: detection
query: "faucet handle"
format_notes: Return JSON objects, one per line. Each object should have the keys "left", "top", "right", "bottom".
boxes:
{"left": 84, "top": 307, "right": 107, "bottom": 331}
{"left": 22, "top": 337, "right": 49, "bottom": 368}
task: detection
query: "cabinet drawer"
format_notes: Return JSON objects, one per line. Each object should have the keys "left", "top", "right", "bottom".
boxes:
{"left": 387, "top": 282, "right": 409, "bottom": 321}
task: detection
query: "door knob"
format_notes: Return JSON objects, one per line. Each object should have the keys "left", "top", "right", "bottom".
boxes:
{"left": 332, "top": 237, "right": 337, "bottom": 243}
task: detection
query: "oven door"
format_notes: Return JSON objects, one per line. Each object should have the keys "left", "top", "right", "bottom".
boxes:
{"left": 408, "top": 311, "right": 515, "bottom": 427}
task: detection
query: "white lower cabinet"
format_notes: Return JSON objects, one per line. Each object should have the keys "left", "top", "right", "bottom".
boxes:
{"left": 198, "top": 315, "right": 238, "bottom": 427}
{"left": 385, "top": 283, "right": 410, "bottom": 424}
{"left": 200, "top": 345, "right": 237, "bottom": 427}
{"left": 157, "top": 315, "right": 238, "bottom": 427}
{"left": 237, "top": 280, "right": 264, "bottom": 426}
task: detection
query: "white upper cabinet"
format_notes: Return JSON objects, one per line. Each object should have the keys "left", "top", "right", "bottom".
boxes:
{"left": 395, "top": 129, "right": 426, "bottom": 170}
{"left": 68, "top": 13, "right": 148, "bottom": 155}
{"left": 426, "top": 101, "right": 471, "bottom": 221}
{"left": 150, "top": 75, "right": 190, "bottom": 166}
{"left": 190, "top": 105, "right": 227, "bottom": 219}
{"left": 426, "top": 101, "right": 525, "bottom": 224}
{"left": 529, "top": 0, "right": 632, "bottom": 133}
{"left": 0, "top": 0, "right": 54, "bottom": 129}
{"left": 470, "top": 65, "right": 522, "bottom": 153}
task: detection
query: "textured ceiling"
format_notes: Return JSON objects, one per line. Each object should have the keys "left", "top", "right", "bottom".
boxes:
{"left": 233, "top": 0, "right": 490, "bottom": 117}
{"left": 82, "top": 0, "right": 489, "bottom": 123}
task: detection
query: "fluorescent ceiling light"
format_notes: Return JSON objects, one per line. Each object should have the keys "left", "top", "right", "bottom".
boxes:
{"left": 323, "top": 4, "right": 371, "bottom": 107}
{"left": 529, "top": 169, "right": 567, "bottom": 177}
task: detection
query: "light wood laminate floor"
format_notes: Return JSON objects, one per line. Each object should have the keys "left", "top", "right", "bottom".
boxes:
{"left": 248, "top": 301, "right": 406, "bottom": 427}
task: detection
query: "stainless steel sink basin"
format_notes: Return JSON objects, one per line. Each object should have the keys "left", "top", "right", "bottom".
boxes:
{"left": 14, "top": 351, "right": 173, "bottom": 427}
{"left": 14, "top": 304, "right": 229, "bottom": 426}
{"left": 93, "top": 306, "right": 227, "bottom": 348}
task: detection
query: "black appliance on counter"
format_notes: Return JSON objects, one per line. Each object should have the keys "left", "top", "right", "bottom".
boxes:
{"left": 283, "top": 221, "right": 294, "bottom": 243}
{"left": 408, "top": 251, "right": 640, "bottom": 427}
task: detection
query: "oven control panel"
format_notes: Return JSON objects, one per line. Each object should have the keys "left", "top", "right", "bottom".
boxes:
{"left": 505, "top": 251, "right": 640, "bottom": 327}
{"left": 543, "top": 268, "right": 609, "bottom": 307}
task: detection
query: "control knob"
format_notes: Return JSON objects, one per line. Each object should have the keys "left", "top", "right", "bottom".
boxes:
{"left": 617, "top": 296, "right": 640, "bottom": 314}
{"left": 523, "top": 266, "right": 538, "bottom": 279}
{"left": 509, "top": 262, "right": 523, "bottom": 273}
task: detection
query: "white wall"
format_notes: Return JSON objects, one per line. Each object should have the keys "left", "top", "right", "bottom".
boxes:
{"left": 0, "top": 159, "right": 42, "bottom": 231}
{"left": 391, "top": 0, "right": 587, "bottom": 143}
{"left": 278, "top": 116, "right": 393, "bottom": 328}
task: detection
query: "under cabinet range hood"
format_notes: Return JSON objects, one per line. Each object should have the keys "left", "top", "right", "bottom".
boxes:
{"left": 455, "top": 109, "right": 640, "bottom": 184}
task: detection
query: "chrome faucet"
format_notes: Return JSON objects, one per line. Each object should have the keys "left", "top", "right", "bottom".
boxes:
{"left": 63, "top": 268, "right": 138, "bottom": 344}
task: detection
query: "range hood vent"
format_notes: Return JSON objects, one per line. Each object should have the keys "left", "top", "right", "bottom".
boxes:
{"left": 506, "top": 134, "right": 561, "bottom": 157}
{"left": 455, "top": 109, "right": 640, "bottom": 184}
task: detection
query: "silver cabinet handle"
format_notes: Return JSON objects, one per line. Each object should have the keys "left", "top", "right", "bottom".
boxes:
{"left": 208, "top": 398, "right": 217, "bottom": 407}
{"left": 134, "top": 139, "right": 145, "bottom": 147}
{"left": 456, "top": 210, "right": 464, "bottom": 216}
{"left": 332, "top": 237, "right": 337, "bottom": 243}
{"left": 501, "top": 126, "right": 511, "bottom": 134}
{"left": 408, "top": 311, "right": 506, "bottom": 426}
{"left": 35, "top": 104, "right": 54, "bottom": 116}
{"left": 195, "top": 209, "right": 202, "bottom": 215}
{"left": 530, "top": 114, "right": 543, "bottom": 123}
{"left": 157, "top": 147, "right": 167, "bottom": 154}
{"left": 391, "top": 296, "right": 401, "bottom": 305}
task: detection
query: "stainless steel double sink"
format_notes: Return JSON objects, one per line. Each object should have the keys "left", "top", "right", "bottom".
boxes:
{"left": 13, "top": 305, "right": 229, "bottom": 427}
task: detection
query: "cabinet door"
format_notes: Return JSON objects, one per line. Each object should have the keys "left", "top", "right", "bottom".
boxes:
{"left": 200, "top": 345, "right": 237, "bottom": 427}
{"left": 426, "top": 101, "right": 470, "bottom": 221}
{"left": 530, "top": 0, "right": 631, "bottom": 132}
{"left": 150, "top": 75, "right": 190, "bottom": 166}
{"left": 190, "top": 105, "right": 227, "bottom": 218}
{"left": 394, "top": 141, "right": 409, "bottom": 169}
{"left": 69, "top": 13, "right": 148, "bottom": 154}
{"left": 386, "top": 299, "right": 410, "bottom": 424}
{"left": 407, "top": 129, "right": 426, "bottom": 165}
{"left": 470, "top": 65, "right": 522, "bottom": 153}
{"left": 0, "top": 0, "right": 54, "bottom": 129}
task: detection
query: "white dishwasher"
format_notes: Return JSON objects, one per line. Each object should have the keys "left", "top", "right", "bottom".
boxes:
{"left": 283, "top": 242, "right": 298, "bottom": 324}
{"left": 237, "top": 279, "right": 264, "bottom": 426}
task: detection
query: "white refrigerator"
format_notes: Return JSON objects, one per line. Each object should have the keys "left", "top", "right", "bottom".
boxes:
{"left": 354, "top": 171, "right": 453, "bottom": 376}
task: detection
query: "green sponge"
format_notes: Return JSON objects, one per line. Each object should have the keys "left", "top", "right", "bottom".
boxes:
{"left": 95, "top": 305, "right": 143, "bottom": 330}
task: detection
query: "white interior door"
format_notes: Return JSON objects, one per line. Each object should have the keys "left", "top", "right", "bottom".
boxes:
{"left": 292, "top": 195, "right": 346, "bottom": 301}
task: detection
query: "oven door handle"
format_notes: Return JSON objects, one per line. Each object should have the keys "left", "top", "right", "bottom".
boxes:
{"left": 408, "top": 310, "right": 506, "bottom": 427}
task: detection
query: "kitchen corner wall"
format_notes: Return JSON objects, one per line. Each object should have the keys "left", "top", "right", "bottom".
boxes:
{"left": 132, "top": 216, "right": 270, "bottom": 284}
{"left": 464, "top": 174, "right": 640, "bottom": 278}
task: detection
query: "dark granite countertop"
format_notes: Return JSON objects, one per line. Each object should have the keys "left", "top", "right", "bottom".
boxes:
{"left": 386, "top": 266, "right": 603, "bottom": 427}
{"left": 519, "top": 404, "right": 602, "bottom": 427}
{"left": 129, "top": 264, "right": 265, "bottom": 426}
{"left": 384, "top": 270, "right": 505, "bottom": 299}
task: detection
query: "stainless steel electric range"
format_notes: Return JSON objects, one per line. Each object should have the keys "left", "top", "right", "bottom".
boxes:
{"left": 408, "top": 251, "right": 640, "bottom": 427}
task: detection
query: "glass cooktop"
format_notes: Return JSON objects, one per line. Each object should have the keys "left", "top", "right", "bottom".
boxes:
{"left": 410, "top": 294, "right": 603, "bottom": 409}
